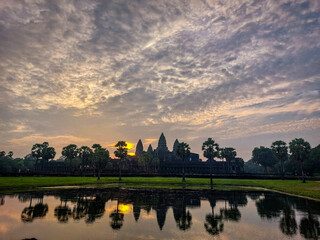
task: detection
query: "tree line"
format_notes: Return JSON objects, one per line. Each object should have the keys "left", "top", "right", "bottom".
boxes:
{"left": 247, "top": 138, "right": 320, "bottom": 182}
{"left": 0, "top": 141, "right": 129, "bottom": 180}
{"left": 1, "top": 137, "right": 318, "bottom": 183}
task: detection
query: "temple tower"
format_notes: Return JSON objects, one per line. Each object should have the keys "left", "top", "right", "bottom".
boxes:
{"left": 147, "top": 144, "right": 153, "bottom": 154}
{"left": 156, "top": 133, "right": 169, "bottom": 161}
{"left": 157, "top": 133, "right": 168, "bottom": 151}
{"left": 135, "top": 139, "right": 144, "bottom": 157}
{"left": 173, "top": 139, "right": 179, "bottom": 154}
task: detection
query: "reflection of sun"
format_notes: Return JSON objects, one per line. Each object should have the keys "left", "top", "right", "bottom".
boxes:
{"left": 127, "top": 153, "right": 135, "bottom": 156}
{"left": 118, "top": 204, "right": 131, "bottom": 214}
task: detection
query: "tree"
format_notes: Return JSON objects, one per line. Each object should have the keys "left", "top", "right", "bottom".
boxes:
{"left": 289, "top": 138, "right": 311, "bottom": 183}
{"left": 24, "top": 154, "right": 36, "bottom": 172}
{"left": 78, "top": 146, "right": 93, "bottom": 176}
{"left": 31, "top": 142, "right": 56, "bottom": 171}
{"left": 251, "top": 146, "right": 278, "bottom": 173}
{"left": 0, "top": 152, "right": 12, "bottom": 173}
{"left": 138, "top": 152, "right": 159, "bottom": 173}
{"left": 7, "top": 151, "right": 13, "bottom": 158}
{"left": 202, "top": 138, "right": 219, "bottom": 189}
{"left": 220, "top": 147, "right": 237, "bottom": 173}
{"left": 271, "top": 140, "right": 288, "bottom": 179}
{"left": 114, "top": 141, "right": 128, "bottom": 181}
{"left": 299, "top": 214, "right": 320, "bottom": 239}
{"left": 138, "top": 152, "right": 152, "bottom": 172}
{"left": 204, "top": 203, "right": 224, "bottom": 236}
{"left": 303, "top": 145, "right": 320, "bottom": 176}
{"left": 109, "top": 200, "right": 124, "bottom": 230}
{"left": 280, "top": 207, "right": 297, "bottom": 236}
{"left": 175, "top": 142, "right": 190, "bottom": 183}
{"left": 62, "top": 144, "right": 78, "bottom": 173}
{"left": 92, "top": 144, "right": 110, "bottom": 180}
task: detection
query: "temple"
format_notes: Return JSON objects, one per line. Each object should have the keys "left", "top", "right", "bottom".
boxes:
{"left": 135, "top": 133, "right": 244, "bottom": 174}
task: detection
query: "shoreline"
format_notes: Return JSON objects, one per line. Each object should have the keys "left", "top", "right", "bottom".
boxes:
{"left": 1, "top": 176, "right": 320, "bottom": 200}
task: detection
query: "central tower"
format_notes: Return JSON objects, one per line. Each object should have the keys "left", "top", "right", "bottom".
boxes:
{"left": 156, "top": 132, "right": 169, "bottom": 161}
{"left": 157, "top": 132, "right": 168, "bottom": 151}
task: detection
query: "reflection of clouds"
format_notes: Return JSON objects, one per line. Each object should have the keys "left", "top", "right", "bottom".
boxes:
{"left": 140, "top": 211, "right": 156, "bottom": 220}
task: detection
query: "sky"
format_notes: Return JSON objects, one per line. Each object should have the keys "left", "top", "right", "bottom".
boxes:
{"left": 0, "top": 0, "right": 320, "bottom": 161}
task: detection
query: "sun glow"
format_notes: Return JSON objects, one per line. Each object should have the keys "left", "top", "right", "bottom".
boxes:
{"left": 118, "top": 204, "right": 131, "bottom": 214}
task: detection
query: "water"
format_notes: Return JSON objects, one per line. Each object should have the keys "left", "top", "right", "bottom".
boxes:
{"left": 0, "top": 188, "right": 319, "bottom": 240}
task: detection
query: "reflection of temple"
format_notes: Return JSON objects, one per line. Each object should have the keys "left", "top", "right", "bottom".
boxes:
{"left": 14, "top": 188, "right": 320, "bottom": 238}
{"left": 136, "top": 133, "right": 244, "bottom": 174}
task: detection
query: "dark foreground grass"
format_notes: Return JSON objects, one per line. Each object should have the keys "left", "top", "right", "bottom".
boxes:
{"left": 0, "top": 177, "right": 319, "bottom": 200}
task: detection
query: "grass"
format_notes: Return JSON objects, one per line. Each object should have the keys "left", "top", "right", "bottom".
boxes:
{"left": 0, "top": 176, "right": 320, "bottom": 200}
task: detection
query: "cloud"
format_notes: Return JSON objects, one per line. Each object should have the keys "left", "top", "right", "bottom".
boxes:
{"left": 0, "top": 0, "right": 319, "bottom": 159}
{"left": 8, "top": 134, "right": 91, "bottom": 147}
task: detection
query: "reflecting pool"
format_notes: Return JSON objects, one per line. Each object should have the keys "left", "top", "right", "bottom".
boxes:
{"left": 0, "top": 188, "right": 319, "bottom": 240}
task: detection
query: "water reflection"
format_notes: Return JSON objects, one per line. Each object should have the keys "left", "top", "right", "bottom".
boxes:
{"left": 0, "top": 188, "right": 318, "bottom": 239}
{"left": 109, "top": 200, "right": 124, "bottom": 230}
{"left": 20, "top": 194, "right": 48, "bottom": 222}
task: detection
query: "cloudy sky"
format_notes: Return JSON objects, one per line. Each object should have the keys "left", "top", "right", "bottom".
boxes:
{"left": 0, "top": 0, "right": 319, "bottom": 160}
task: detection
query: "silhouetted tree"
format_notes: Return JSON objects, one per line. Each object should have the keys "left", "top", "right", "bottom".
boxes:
{"left": 78, "top": 146, "right": 93, "bottom": 176}
{"left": 109, "top": 200, "right": 124, "bottom": 230}
{"left": 31, "top": 142, "right": 56, "bottom": 171}
{"left": 289, "top": 138, "right": 311, "bottom": 183}
{"left": 54, "top": 201, "right": 72, "bottom": 223}
{"left": 255, "top": 194, "right": 286, "bottom": 219}
{"left": 220, "top": 147, "right": 236, "bottom": 173}
{"left": 280, "top": 207, "right": 297, "bottom": 236}
{"left": 62, "top": 144, "right": 78, "bottom": 173}
{"left": 251, "top": 146, "right": 278, "bottom": 173}
{"left": 173, "top": 190, "right": 192, "bottom": 231}
{"left": 204, "top": 210, "right": 224, "bottom": 236}
{"left": 271, "top": 140, "right": 288, "bottom": 179}
{"left": 114, "top": 141, "right": 128, "bottom": 181}
{"left": 24, "top": 154, "right": 36, "bottom": 172}
{"left": 85, "top": 195, "right": 106, "bottom": 223}
{"left": 303, "top": 144, "right": 320, "bottom": 176}
{"left": 202, "top": 138, "right": 219, "bottom": 189}
{"left": 176, "top": 142, "right": 190, "bottom": 183}
{"left": 299, "top": 214, "right": 320, "bottom": 239}
{"left": 92, "top": 144, "right": 110, "bottom": 180}
{"left": 21, "top": 197, "right": 48, "bottom": 222}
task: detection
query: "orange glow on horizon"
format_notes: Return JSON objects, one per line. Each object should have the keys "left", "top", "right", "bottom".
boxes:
{"left": 107, "top": 141, "right": 134, "bottom": 150}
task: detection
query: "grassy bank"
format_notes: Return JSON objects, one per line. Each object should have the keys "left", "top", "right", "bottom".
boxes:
{"left": 0, "top": 177, "right": 319, "bottom": 200}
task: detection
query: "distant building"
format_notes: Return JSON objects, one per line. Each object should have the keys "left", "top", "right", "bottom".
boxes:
{"left": 135, "top": 133, "right": 243, "bottom": 174}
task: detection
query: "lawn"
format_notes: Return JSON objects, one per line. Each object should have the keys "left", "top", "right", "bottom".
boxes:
{"left": 0, "top": 176, "right": 319, "bottom": 200}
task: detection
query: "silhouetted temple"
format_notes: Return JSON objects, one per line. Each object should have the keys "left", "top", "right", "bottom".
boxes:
{"left": 135, "top": 133, "right": 244, "bottom": 174}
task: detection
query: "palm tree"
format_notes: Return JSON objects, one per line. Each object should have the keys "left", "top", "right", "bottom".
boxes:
{"left": 110, "top": 199, "right": 124, "bottom": 230}
{"left": 220, "top": 147, "right": 237, "bottom": 174}
{"left": 289, "top": 138, "right": 311, "bottom": 183}
{"left": 114, "top": 141, "right": 128, "bottom": 181}
{"left": 271, "top": 140, "right": 288, "bottom": 180}
{"left": 202, "top": 138, "right": 220, "bottom": 189}
{"left": 61, "top": 144, "right": 78, "bottom": 173}
{"left": 204, "top": 198, "right": 224, "bottom": 236}
{"left": 175, "top": 142, "right": 190, "bottom": 183}
{"left": 92, "top": 144, "right": 110, "bottom": 180}
{"left": 78, "top": 146, "right": 93, "bottom": 176}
